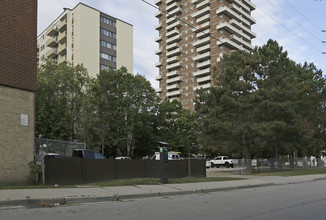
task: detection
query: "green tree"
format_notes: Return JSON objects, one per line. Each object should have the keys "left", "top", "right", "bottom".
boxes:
{"left": 155, "top": 100, "right": 199, "bottom": 154}
{"left": 85, "top": 67, "right": 160, "bottom": 158}
{"left": 36, "top": 61, "right": 91, "bottom": 141}
{"left": 195, "top": 50, "right": 260, "bottom": 164}
{"left": 195, "top": 39, "right": 326, "bottom": 167}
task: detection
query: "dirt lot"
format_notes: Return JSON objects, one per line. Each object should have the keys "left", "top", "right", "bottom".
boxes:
{"left": 206, "top": 167, "right": 237, "bottom": 177}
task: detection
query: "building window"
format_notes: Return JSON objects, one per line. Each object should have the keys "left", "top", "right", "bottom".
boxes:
{"left": 101, "top": 65, "right": 108, "bottom": 70}
{"left": 101, "top": 16, "right": 116, "bottom": 27}
{"left": 101, "top": 28, "right": 116, "bottom": 38}
{"left": 100, "top": 52, "right": 116, "bottom": 62}
{"left": 101, "top": 40, "right": 116, "bottom": 50}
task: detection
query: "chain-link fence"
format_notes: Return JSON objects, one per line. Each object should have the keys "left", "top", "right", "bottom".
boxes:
{"left": 34, "top": 138, "right": 86, "bottom": 162}
{"left": 233, "top": 157, "right": 326, "bottom": 174}
{"left": 34, "top": 138, "right": 86, "bottom": 184}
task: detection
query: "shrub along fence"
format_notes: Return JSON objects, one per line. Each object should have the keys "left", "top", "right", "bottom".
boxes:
{"left": 44, "top": 157, "right": 206, "bottom": 185}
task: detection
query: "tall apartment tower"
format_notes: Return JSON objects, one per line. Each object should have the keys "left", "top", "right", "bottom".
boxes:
{"left": 0, "top": 0, "right": 37, "bottom": 183}
{"left": 38, "top": 3, "right": 133, "bottom": 78}
{"left": 155, "top": 0, "right": 256, "bottom": 110}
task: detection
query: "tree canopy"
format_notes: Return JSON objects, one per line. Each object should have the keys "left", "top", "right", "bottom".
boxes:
{"left": 195, "top": 39, "right": 326, "bottom": 161}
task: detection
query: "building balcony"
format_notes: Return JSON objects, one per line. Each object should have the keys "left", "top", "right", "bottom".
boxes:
{"left": 167, "top": 84, "right": 180, "bottom": 91}
{"left": 58, "top": 55, "right": 67, "bottom": 64}
{"left": 155, "top": 0, "right": 162, "bottom": 6}
{"left": 166, "top": 56, "right": 179, "bottom": 64}
{"left": 192, "top": 6, "right": 210, "bottom": 19}
{"left": 155, "top": 22, "right": 162, "bottom": 30}
{"left": 167, "top": 42, "right": 179, "bottom": 51}
{"left": 167, "top": 7, "right": 182, "bottom": 17}
{"left": 217, "top": 38, "right": 249, "bottom": 52}
{"left": 194, "top": 82, "right": 211, "bottom": 90}
{"left": 226, "top": 0, "right": 251, "bottom": 13}
{"left": 46, "top": 25, "right": 58, "bottom": 36}
{"left": 197, "top": 75, "right": 211, "bottom": 83}
{"left": 193, "top": 36, "right": 210, "bottom": 47}
{"left": 216, "top": 6, "right": 250, "bottom": 27}
{"left": 58, "top": 30, "right": 67, "bottom": 44}
{"left": 155, "top": 48, "right": 163, "bottom": 55}
{"left": 58, "top": 43, "right": 67, "bottom": 55}
{"left": 166, "top": 20, "right": 181, "bottom": 31}
{"left": 167, "top": 61, "right": 182, "bottom": 71}
{"left": 196, "top": 14, "right": 210, "bottom": 24}
{"left": 58, "top": 20, "right": 67, "bottom": 32}
{"left": 155, "top": 74, "right": 163, "bottom": 81}
{"left": 155, "top": 35, "right": 162, "bottom": 42}
{"left": 167, "top": 89, "right": 181, "bottom": 98}
{"left": 167, "top": 76, "right": 182, "bottom": 84}
{"left": 166, "top": 34, "right": 182, "bottom": 44}
{"left": 229, "top": 19, "right": 256, "bottom": 39}
{"left": 216, "top": 21, "right": 251, "bottom": 42}
{"left": 242, "top": 0, "right": 256, "bottom": 10}
{"left": 167, "top": 70, "right": 179, "bottom": 78}
{"left": 193, "top": 51, "right": 210, "bottom": 62}
{"left": 229, "top": 3, "right": 256, "bottom": 25}
{"left": 46, "top": 48, "right": 58, "bottom": 59}
{"left": 193, "top": 67, "right": 210, "bottom": 77}
{"left": 166, "top": 48, "right": 181, "bottom": 57}
{"left": 155, "top": 61, "right": 162, "bottom": 67}
{"left": 166, "top": 16, "right": 177, "bottom": 25}
{"left": 191, "top": 0, "right": 202, "bottom": 4}
{"left": 46, "top": 36, "right": 58, "bottom": 48}
{"left": 166, "top": 28, "right": 180, "bottom": 38}
{"left": 194, "top": 21, "right": 210, "bottom": 32}
{"left": 196, "top": 0, "right": 210, "bottom": 10}
{"left": 230, "top": 34, "right": 254, "bottom": 50}
{"left": 156, "top": 88, "right": 162, "bottom": 93}
{"left": 166, "top": 2, "right": 179, "bottom": 12}
{"left": 155, "top": 11, "right": 162, "bottom": 18}
{"left": 196, "top": 44, "right": 210, "bottom": 53}
{"left": 166, "top": 0, "right": 180, "bottom": 4}
{"left": 197, "top": 60, "right": 210, "bottom": 69}
{"left": 196, "top": 29, "right": 210, "bottom": 38}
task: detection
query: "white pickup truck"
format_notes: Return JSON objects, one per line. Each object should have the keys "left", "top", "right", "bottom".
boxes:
{"left": 210, "top": 156, "right": 234, "bottom": 168}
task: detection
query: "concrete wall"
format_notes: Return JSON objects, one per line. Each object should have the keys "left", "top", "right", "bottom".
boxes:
{"left": 74, "top": 4, "right": 100, "bottom": 78}
{"left": 116, "top": 20, "right": 133, "bottom": 74}
{"left": 0, "top": 86, "right": 35, "bottom": 184}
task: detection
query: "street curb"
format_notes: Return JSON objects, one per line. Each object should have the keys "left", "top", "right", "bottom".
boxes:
{"left": 0, "top": 183, "right": 274, "bottom": 208}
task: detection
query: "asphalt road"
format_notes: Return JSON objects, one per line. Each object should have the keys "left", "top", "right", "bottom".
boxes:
{"left": 2, "top": 179, "right": 326, "bottom": 220}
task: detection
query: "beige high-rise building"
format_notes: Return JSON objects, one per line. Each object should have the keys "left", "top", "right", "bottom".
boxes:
{"left": 38, "top": 3, "right": 133, "bottom": 78}
{"left": 155, "top": 0, "right": 256, "bottom": 110}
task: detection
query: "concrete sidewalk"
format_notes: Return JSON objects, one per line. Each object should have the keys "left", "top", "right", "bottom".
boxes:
{"left": 1, "top": 174, "right": 326, "bottom": 208}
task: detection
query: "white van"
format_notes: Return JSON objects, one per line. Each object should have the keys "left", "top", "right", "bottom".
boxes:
{"left": 151, "top": 152, "right": 181, "bottom": 160}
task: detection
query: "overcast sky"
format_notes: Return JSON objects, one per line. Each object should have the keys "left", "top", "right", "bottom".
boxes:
{"left": 38, "top": 0, "right": 326, "bottom": 89}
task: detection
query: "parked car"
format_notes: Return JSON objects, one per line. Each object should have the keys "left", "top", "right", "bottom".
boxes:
{"left": 210, "top": 156, "right": 234, "bottom": 168}
{"left": 72, "top": 149, "right": 106, "bottom": 159}
{"left": 206, "top": 160, "right": 211, "bottom": 169}
{"left": 115, "top": 157, "right": 131, "bottom": 160}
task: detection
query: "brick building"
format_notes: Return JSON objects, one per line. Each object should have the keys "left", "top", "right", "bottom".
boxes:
{"left": 155, "top": 0, "right": 256, "bottom": 110}
{"left": 0, "top": 0, "right": 37, "bottom": 183}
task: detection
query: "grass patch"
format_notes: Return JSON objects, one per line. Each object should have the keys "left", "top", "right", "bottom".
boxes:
{"left": 252, "top": 168, "right": 326, "bottom": 177}
{"left": 0, "top": 177, "right": 245, "bottom": 190}
{"left": 0, "top": 184, "right": 76, "bottom": 190}
{"left": 88, "top": 177, "right": 245, "bottom": 187}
